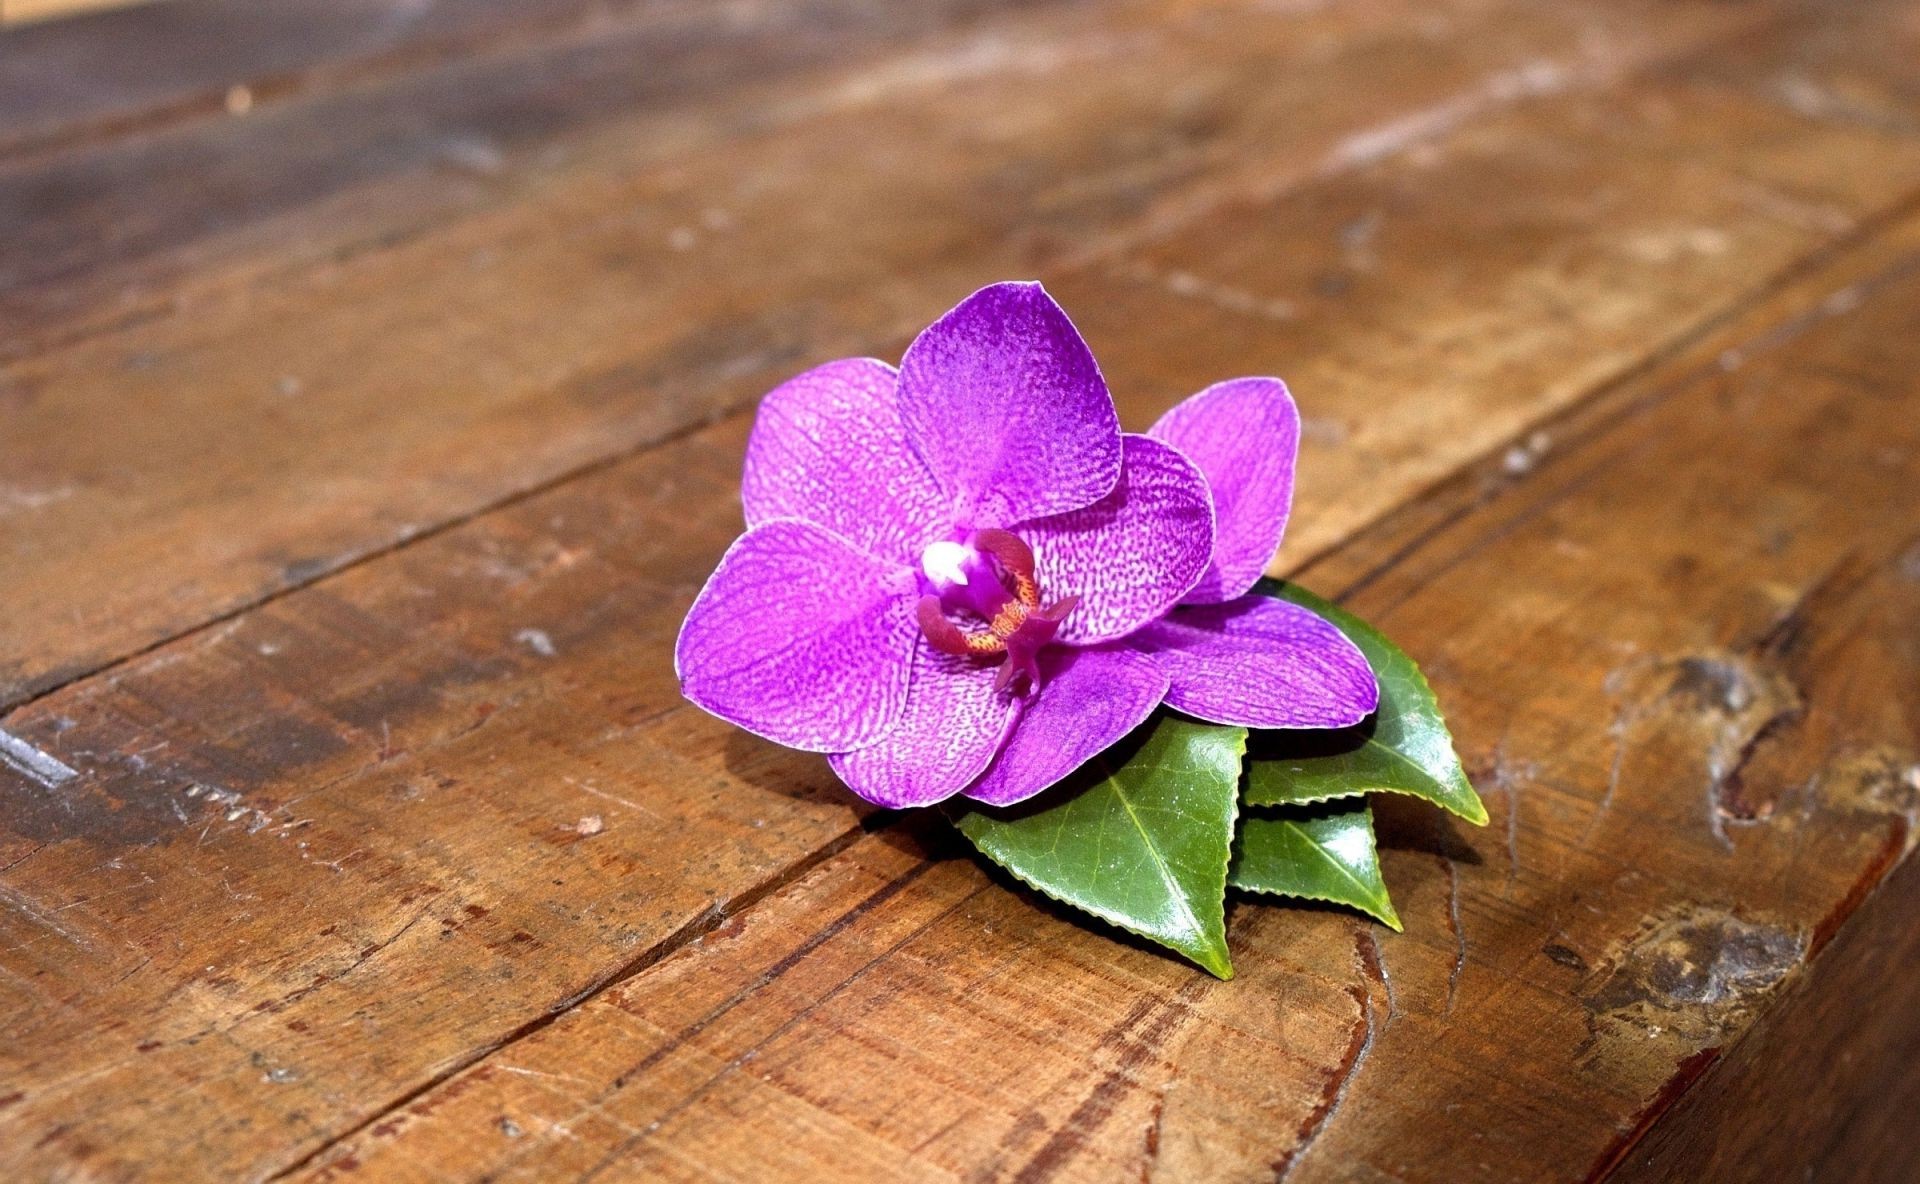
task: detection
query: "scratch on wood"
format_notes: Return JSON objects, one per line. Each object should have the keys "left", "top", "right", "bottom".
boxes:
{"left": 1108, "top": 258, "right": 1298, "bottom": 324}
{"left": 1485, "top": 742, "right": 1526, "bottom": 895}
{"left": 1320, "top": 58, "right": 1575, "bottom": 172}
{"left": 1440, "top": 855, "right": 1465, "bottom": 1015}
{"left": 0, "top": 729, "right": 78, "bottom": 788}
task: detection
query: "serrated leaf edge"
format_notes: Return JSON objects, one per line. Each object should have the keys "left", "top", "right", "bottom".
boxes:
{"left": 1231, "top": 806, "right": 1402, "bottom": 931}
{"left": 1254, "top": 580, "right": 1489, "bottom": 827}
{"left": 1245, "top": 772, "right": 1481, "bottom": 826}
{"left": 957, "top": 726, "right": 1246, "bottom": 980}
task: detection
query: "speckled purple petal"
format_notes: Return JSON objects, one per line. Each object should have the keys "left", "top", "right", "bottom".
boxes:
{"left": 741, "top": 358, "right": 948, "bottom": 565}
{"left": 1149, "top": 377, "right": 1300, "bottom": 604}
{"left": 964, "top": 646, "right": 1168, "bottom": 806}
{"left": 1129, "top": 596, "right": 1378, "bottom": 728}
{"left": 897, "top": 282, "right": 1121, "bottom": 528}
{"left": 1019, "top": 434, "right": 1214, "bottom": 645}
{"left": 676, "top": 520, "right": 918, "bottom": 751}
{"left": 829, "top": 642, "right": 1021, "bottom": 808}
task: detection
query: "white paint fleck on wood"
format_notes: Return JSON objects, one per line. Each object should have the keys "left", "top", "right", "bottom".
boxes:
{"left": 0, "top": 729, "right": 79, "bottom": 788}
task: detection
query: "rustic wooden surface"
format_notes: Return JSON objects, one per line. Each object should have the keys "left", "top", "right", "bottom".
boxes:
{"left": 2, "top": 1, "right": 1918, "bottom": 1180}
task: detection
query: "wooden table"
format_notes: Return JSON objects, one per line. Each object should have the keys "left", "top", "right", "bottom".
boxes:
{"left": 3, "top": 1, "right": 1918, "bottom": 1179}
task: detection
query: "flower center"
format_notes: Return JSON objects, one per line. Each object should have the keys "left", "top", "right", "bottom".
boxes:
{"left": 916, "top": 529, "right": 1077, "bottom": 693}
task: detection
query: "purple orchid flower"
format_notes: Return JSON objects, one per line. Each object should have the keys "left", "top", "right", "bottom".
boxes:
{"left": 675, "top": 282, "right": 1377, "bottom": 809}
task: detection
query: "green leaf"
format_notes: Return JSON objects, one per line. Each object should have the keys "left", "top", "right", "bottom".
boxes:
{"left": 1230, "top": 800, "right": 1401, "bottom": 930}
{"left": 1245, "top": 579, "right": 1487, "bottom": 825}
{"left": 947, "top": 715, "right": 1245, "bottom": 979}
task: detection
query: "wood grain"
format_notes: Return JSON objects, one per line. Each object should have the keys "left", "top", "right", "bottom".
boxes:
{"left": 0, "top": 0, "right": 738, "bottom": 154}
{"left": 3, "top": 1, "right": 1919, "bottom": 1180}
{"left": 280, "top": 204, "right": 1920, "bottom": 1184}
{"left": 0, "top": 0, "right": 1791, "bottom": 709}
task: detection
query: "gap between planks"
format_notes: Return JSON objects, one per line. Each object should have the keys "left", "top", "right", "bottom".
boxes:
{"left": 253, "top": 185, "right": 1920, "bottom": 1184}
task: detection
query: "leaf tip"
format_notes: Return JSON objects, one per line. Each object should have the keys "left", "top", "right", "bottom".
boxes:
{"left": 1198, "top": 950, "right": 1235, "bottom": 980}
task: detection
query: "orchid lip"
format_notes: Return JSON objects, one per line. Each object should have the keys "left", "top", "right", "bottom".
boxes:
{"left": 915, "top": 529, "right": 1074, "bottom": 692}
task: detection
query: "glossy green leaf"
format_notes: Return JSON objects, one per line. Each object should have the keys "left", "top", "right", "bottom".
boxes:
{"left": 1229, "top": 799, "right": 1400, "bottom": 930}
{"left": 1244, "top": 580, "right": 1487, "bottom": 825}
{"left": 948, "top": 715, "right": 1245, "bottom": 979}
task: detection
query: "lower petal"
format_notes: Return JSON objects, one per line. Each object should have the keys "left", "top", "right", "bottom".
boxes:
{"left": 830, "top": 642, "right": 1022, "bottom": 808}
{"left": 965, "top": 646, "right": 1169, "bottom": 806}
{"left": 1128, "top": 596, "right": 1378, "bottom": 728}
{"left": 676, "top": 520, "right": 918, "bottom": 751}
{"left": 1019, "top": 434, "right": 1214, "bottom": 645}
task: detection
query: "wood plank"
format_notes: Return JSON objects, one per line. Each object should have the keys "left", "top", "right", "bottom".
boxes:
{"left": 0, "top": 0, "right": 692, "bottom": 156}
{"left": 4, "top": 5, "right": 1920, "bottom": 1179}
{"left": 0, "top": 0, "right": 1058, "bottom": 356}
{"left": 0, "top": 0, "right": 1783, "bottom": 709}
{"left": 4, "top": 25, "right": 1920, "bottom": 1178}
{"left": 279, "top": 202, "right": 1920, "bottom": 1184}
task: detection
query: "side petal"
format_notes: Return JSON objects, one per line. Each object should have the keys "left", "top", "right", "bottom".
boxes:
{"left": 1149, "top": 377, "right": 1301, "bottom": 603}
{"left": 1019, "top": 434, "right": 1215, "bottom": 645}
{"left": 1129, "top": 596, "right": 1378, "bottom": 728}
{"left": 897, "top": 282, "right": 1122, "bottom": 527}
{"left": 741, "top": 357, "right": 948, "bottom": 564}
{"left": 675, "top": 520, "right": 918, "bottom": 751}
{"left": 829, "top": 643, "right": 1022, "bottom": 808}
{"left": 965, "top": 646, "right": 1168, "bottom": 806}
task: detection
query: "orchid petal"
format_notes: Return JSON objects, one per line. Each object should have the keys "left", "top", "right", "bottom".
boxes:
{"left": 965, "top": 646, "right": 1168, "bottom": 806}
{"left": 1019, "top": 434, "right": 1214, "bottom": 645}
{"left": 897, "top": 282, "right": 1121, "bottom": 527}
{"left": 1149, "top": 377, "right": 1301, "bottom": 603}
{"left": 830, "top": 642, "right": 1021, "bottom": 808}
{"left": 742, "top": 358, "right": 947, "bottom": 564}
{"left": 676, "top": 520, "right": 917, "bottom": 751}
{"left": 1129, "top": 596, "right": 1378, "bottom": 728}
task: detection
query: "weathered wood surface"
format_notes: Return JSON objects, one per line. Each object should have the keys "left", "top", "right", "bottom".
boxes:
{"left": 0, "top": 0, "right": 1799, "bottom": 707}
{"left": 2, "top": 1, "right": 1919, "bottom": 1180}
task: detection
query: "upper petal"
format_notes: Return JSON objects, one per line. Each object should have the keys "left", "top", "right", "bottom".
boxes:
{"left": 897, "top": 282, "right": 1122, "bottom": 528}
{"left": 1128, "top": 595, "right": 1378, "bottom": 728}
{"left": 1019, "top": 434, "right": 1215, "bottom": 645}
{"left": 965, "top": 646, "right": 1168, "bottom": 807}
{"left": 829, "top": 641, "right": 1022, "bottom": 808}
{"left": 676, "top": 520, "right": 918, "bottom": 751}
{"left": 1149, "top": 377, "right": 1301, "bottom": 603}
{"left": 741, "top": 357, "right": 948, "bottom": 565}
